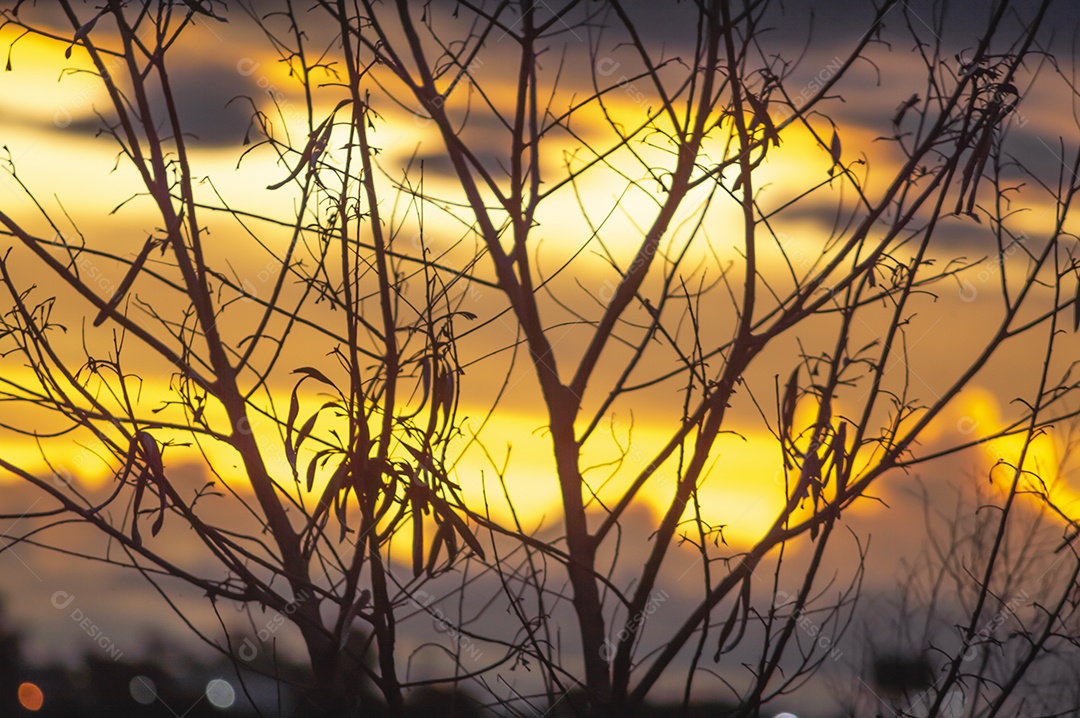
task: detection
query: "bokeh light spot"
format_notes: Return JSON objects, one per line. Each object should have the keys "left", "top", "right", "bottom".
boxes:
{"left": 129, "top": 675, "right": 157, "bottom": 705}
{"left": 205, "top": 678, "right": 236, "bottom": 709}
{"left": 18, "top": 682, "right": 44, "bottom": 711}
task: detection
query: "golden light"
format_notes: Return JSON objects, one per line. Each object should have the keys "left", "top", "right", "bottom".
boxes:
{"left": 2, "top": 0, "right": 1076, "bottom": 596}
{"left": 951, "top": 388, "right": 1080, "bottom": 511}
{"left": 0, "top": 31, "right": 105, "bottom": 127}
{"left": 17, "top": 681, "right": 43, "bottom": 711}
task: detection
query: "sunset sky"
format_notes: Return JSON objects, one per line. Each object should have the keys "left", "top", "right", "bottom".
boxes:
{"left": 3, "top": 1, "right": 1080, "bottom": 714}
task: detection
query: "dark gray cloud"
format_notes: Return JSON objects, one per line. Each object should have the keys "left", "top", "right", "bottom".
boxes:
{"left": 576, "top": 0, "right": 1079, "bottom": 55}
{"left": 36, "top": 64, "right": 254, "bottom": 149}
{"left": 159, "top": 59, "right": 255, "bottom": 148}
{"left": 36, "top": 0, "right": 1080, "bottom": 151}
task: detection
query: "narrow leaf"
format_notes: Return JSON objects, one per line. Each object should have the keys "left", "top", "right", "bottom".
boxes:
{"left": 267, "top": 138, "right": 316, "bottom": 190}
{"left": 136, "top": 431, "right": 165, "bottom": 482}
{"left": 131, "top": 467, "right": 148, "bottom": 547}
{"left": 292, "top": 366, "right": 336, "bottom": 388}
{"left": 1074, "top": 280, "right": 1080, "bottom": 332}
{"left": 442, "top": 370, "right": 455, "bottom": 426}
{"left": 421, "top": 357, "right": 432, "bottom": 409}
{"left": 93, "top": 237, "right": 157, "bottom": 326}
{"left": 781, "top": 367, "right": 799, "bottom": 438}
{"left": 426, "top": 521, "right": 455, "bottom": 577}
{"left": 713, "top": 578, "right": 751, "bottom": 661}
{"left": 308, "top": 119, "right": 332, "bottom": 172}
{"left": 267, "top": 113, "right": 336, "bottom": 190}
{"left": 892, "top": 93, "right": 919, "bottom": 126}
{"left": 444, "top": 522, "right": 459, "bottom": 566}
{"left": 829, "top": 128, "right": 841, "bottom": 168}
{"left": 744, "top": 89, "right": 781, "bottom": 146}
{"left": 151, "top": 501, "right": 166, "bottom": 537}
{"left": 66, "top": 10, "right": 103, "bottom": 59}
{"left": 338, "top": 589, "right": 371, "bottom": 649}
{"left": 434, "top": 502, "right": 485, "bottom": 560}
{"left": 181, "top": 0, "right": 227, "bottom": 22}
{"left": 335, "top": 487, "right": 350, "bottom": 542}
{"left": 832, "top": 422, "right": 848, "bottom": 495}
{"left": 295, "top": 412, "right": 319, "bottom": 454}
{"left": 713, "top": 591, "right": 742, "bottom": 662}
{"left": 117, "top": 434, "right": 140, "bottom": 487}
{"left": 285, "top": 387, "right": 300, "bottom": 473}
{"left": 411, "top": 496, "right": 424, "bottom": 578}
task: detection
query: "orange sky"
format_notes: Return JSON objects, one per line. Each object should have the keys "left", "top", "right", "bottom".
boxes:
{"left": 1, "top": 3, "right": 1079, "bottom": 573}
{"left": 6, "top": 10, "right": 1080, "bottom": 718}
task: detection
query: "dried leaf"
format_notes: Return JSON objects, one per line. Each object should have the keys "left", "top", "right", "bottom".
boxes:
{"left": 133, "top": 432, "right": 168, "bottom": 538}
{"left": 267, "top": 135, "right": 317, "bottom": 190}
{"left": 713, "top": 578, "right": 751, "bottom": 661}
{"left": 956, "top": 127, "right": 993, "bottom": 215}
{"left": 781, "top": 366, "right": 799, "bottom": 438}
{"left": 310, "top": 458, "right": 347, "bottom": 521}
{"left": 93, "top": 237, "right": 157, "bottom": 326}
{"left": 966, "top": 134, "right": 992, "bottom": 215}
{"left": 426, "top": 521, "right": 456, "bottom": 577}
{"left": 421, "top": 357, "right": 432, "bottom": 408}
{"left": 295, "top": 412, "right": 319, "bottom": 454}
{"left": 136, "top": 432, "right": 165, "bottom": 482}
{"left": 403, "top": 443, "right": 448, "bottom": 484}
{"left": 829, "top": 128, "right": 841, "bottom": 168}
{"left": 117, "top": 433, "right": 141, "bottom": 487}
{"left": 338, "top": 589, "right": 371, "bottom": 649}
{"left": 817, "top": 399, "right": 831, "bottom": 434}
{"left": 285, "top": 387, "right": 300, "bottom": 474}
{"left": 151, "top": 500, "right": 165, "bottom": 537}
{"left": 292, "top": 366, "right": 336, "bottom": 388}
{"left": 335, "top": 485, "right": 351, "bottom": 542}
{"left": 442, "top": 370, "right": 455, "bottom": 426}
{"left": 267, "top": 115, "right": 334, "bottom": 189}
{"left": 181, "top": 0, "right": 227, "bottom": 22}
{"left": 130, "top": 466, "right": 148, "bottom": 548}
{"left": 411, "top": 495, "right": 424, "bottom": 578}
{"left": 832, "top": 422, "right": 848, "bottom": 494}
{"left": 1074, "top": 280, "right": 1080, "bottom": 332}
{"left": 305, "top": 457, "right": 320, "bottom": 494}
{"left": 444, "top": 522, "right": 458, "bottom": 566}
{"left": 308, "top": 120, "right": 332, "bottom": 172}
{"left": 66, "top": 10, "right": 104, "bottom": 59}
{"left": 744, "top": 89, "right": 781, "bottom": 146}
{"left": 431, "top": 498, "right": 485, "bottom": 560}
{"left": 892, "top": 93, "right": 919, "bottom": 126}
